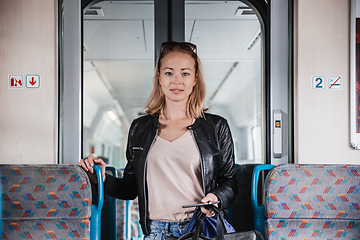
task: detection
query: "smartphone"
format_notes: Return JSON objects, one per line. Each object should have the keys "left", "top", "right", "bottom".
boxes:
{"left": 182, "top": 201, "right": 220, "bottom": 208}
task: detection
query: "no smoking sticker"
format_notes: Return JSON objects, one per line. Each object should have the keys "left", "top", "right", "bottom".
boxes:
{"left": 328, "top": 76, "right": 342, "bottom": 90}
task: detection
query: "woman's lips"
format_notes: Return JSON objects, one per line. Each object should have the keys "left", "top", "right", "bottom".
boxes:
{"left": 170, "top": 89, "right": 184, "bottom": 94}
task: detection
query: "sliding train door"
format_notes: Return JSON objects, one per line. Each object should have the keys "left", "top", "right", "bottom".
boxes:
{"left": 60, "top": 0, "right": 291, "bottom": 165}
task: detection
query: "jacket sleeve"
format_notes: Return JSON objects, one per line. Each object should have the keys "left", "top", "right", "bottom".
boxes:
{"left": 210, "top": 119, "right": 237, "bottom": 210}
{"left": 103, "top": 120, "right": 138, "bottom": 200}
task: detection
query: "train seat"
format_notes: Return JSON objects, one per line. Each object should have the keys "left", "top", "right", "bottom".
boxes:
{"left": 263, "top": 164, "right": 360, "bottom": 239}
{"left": 0, "top": 164, "right": 102, "bottom": 240}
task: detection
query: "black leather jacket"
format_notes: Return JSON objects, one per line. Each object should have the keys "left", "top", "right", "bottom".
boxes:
{"left": 104, "top": 113, "right": 237, "bottom": 235}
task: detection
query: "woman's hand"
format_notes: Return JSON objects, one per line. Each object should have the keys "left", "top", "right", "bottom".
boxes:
{"left": 77, "top": 155, "right": 106, "bottom": 183}
{"left": 200, "top": 193, "right": 219, "bottom": 217}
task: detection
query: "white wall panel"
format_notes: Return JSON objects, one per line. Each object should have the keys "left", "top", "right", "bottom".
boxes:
{"left": 295, "top": 0, "right": 360, "bottom": 164}
{"left": 0, "top": 0, "right": 57, "bottom": 164}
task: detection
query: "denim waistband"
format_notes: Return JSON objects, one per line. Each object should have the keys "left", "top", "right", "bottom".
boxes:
{"left": 147, "top": 219, "right": 190, "bottom": 228}
{"left": 145, "top": 219, "right": 190, "bottom": 239}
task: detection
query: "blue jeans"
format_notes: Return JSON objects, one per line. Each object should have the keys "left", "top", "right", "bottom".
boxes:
{"left": 143, "top": 219, "right": 190, "bottom": 240}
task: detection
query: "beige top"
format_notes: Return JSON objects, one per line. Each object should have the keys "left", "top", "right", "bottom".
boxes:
{"left": 146, "top": 130, "right": 205, "bottom": 222}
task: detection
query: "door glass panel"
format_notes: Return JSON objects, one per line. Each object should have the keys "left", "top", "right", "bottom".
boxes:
{"left": 185, "top": 1, "right": 263, "bottom": 164}
{"left": 83, "top": 1, "right": 154, "bottom": 169}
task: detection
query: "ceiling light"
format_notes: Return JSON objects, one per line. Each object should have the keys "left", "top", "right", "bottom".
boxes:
{"left": 85, "top": 7, "right": 104, "bottom": 17}
{"left": 235, "top": 7, "right": 247, "bottom": 16}
{"left": 246, "top": 31, "right": 261, "bottom": 51}
{"left": 235, "top": 7, "right": 255, "bottom": 16}
{"left": 107, "top": 111, "right": 118, "bottom": 121}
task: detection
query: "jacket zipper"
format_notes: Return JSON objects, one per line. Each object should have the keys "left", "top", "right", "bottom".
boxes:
{"left": 143, "top": 128, "right": 158, "bottom": 234}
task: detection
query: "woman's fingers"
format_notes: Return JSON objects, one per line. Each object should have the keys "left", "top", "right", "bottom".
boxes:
{"left": 200, "top": 206, "right": 215, "bottom": 217}
{"left": 77, "top": 155, "right": 97, "bottom": 173}
{"left": 201, "top": 193, "right": 218, "bottom": 204}
{"left": 85, "top": 159, "right": 94, "bottom": 173}
{"left": 93, "top": 158, "right": 106, "bottom": 182}
{"left": 200, "top": 193, "right": 219, "bottom": 217}
{"left": 76, "top": 155, "right": 106, "bottom": 181}
{"left": 94, "top": 158, "right": 106, "bottom": 167}
{"left": 76, "top": 159, "right": 89, "bottom": 171}
{"left": 87, "top": 155, "right": 97, "bottom": 173}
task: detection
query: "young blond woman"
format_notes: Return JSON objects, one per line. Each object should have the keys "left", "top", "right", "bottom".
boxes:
{"left": 78, "top": 41, "right": 237, "bottom": 240}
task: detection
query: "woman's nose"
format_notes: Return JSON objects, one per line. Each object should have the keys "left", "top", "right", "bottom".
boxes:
{"left": 173, "top": 74, "right": 181, "bottom": 83}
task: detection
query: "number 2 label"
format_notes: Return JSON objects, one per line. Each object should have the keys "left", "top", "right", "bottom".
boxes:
{"left": 312, "top": 76, "right": 325, "bottom": 89}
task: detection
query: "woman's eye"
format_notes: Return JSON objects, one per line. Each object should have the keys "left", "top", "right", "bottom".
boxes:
{"left": 165, "top": 72, "right": 172, "bottom": 76}
{"left": 182, "top": 72, "right": 190, "bottom": 76}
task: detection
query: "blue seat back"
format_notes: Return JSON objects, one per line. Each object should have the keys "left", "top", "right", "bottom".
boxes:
{"left": 251, "top": 164, "right": 275, "bottom": 236}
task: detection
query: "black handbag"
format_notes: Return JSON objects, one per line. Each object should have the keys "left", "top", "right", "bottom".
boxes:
{"left": 176, "top": 205, "right": 264, "bottom": 240}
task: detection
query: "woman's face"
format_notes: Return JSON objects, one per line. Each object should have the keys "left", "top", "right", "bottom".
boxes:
{"left": 158, "top": 51, "right": 197, "bottom": 105}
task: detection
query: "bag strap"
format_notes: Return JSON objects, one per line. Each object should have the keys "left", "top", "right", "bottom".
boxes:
{"left": 191, "top": 208, "right": 206, "bottom": 240}
{"left": 206, "top": 205, "right": 226, "bottom": 240}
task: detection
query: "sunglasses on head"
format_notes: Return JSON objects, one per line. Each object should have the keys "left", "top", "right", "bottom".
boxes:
{"left": 160, "top": 41, "right": 197, "bottom": 54}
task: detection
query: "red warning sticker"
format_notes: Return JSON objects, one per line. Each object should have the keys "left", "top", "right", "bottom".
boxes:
{"left": 9, "top": 74, "right": 23, "bottom": 89}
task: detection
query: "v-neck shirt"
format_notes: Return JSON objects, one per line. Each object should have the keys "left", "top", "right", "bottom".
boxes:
{"left": 146, "top": 130, "right": 204, "bottom": 222}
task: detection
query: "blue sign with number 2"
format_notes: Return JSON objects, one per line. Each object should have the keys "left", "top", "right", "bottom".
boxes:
{"left": 312, "top": 76, "right": 326, "bottom": 89}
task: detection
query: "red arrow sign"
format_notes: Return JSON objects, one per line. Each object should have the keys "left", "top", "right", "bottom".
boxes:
{"left": 29, "top": 77, "right": 36, "bottom": 86}
{"left": 25, "top": 75, "right": 40, "bottom": 88}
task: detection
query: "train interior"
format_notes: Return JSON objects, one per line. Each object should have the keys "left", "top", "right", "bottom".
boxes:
{"left": 1, "top": 0, "right": 360, "bottom": 239}
{"left": 82, "top": 2, "right": 263, "bottom": 238}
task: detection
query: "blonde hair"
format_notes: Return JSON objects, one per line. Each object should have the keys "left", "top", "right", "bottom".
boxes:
{"left": 145, "top": 45, "right": 206, "bottom": 119}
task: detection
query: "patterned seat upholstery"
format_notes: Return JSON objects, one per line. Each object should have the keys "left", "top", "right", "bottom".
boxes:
{"left": 264, "top": 164, "right": 360, "bottom": 239}
{"left": 0, "top": 164, "right": 91, "bottom": 240}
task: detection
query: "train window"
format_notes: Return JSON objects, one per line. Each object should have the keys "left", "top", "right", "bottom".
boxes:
{"left": 185, "top": 1, "right": 263, "bottom": 164}
{"left": 83, "top": 1, "right": 154, "bottom": 168}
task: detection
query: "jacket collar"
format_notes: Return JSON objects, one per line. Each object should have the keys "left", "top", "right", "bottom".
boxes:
{"left": 153, "top": 114, "right": 161, "bottom": 129}
{"left": 152, "top": 113, "right": 202, "bottom": 130}
{"left": 187, "top": 117, "right": 201, "bottom": 130}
